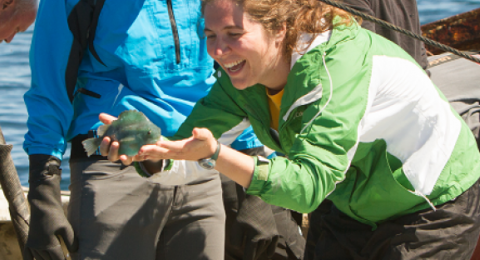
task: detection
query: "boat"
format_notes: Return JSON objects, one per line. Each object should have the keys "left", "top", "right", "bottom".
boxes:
{"left": 421, "top": 7, "right": 480, "bottom": 55}
{"left": 0, "top": 6, "right": 479, "bottom": 260}
{"left": 0, "top": 127, "right": 72, "bottom": 259}
{"left": 0, "top": 187, "right": 71, "bottom": 259}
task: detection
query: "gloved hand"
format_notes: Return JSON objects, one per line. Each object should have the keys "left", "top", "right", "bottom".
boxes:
{"left": 230, "top": 192, "right": 280, "bottom": 260}
{"left": 23, "top": 155, "right": 78, "bottom": 260}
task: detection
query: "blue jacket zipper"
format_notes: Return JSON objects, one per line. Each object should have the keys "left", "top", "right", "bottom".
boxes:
{"left": 167, "top": 0, "right": 181, "bottom": 64}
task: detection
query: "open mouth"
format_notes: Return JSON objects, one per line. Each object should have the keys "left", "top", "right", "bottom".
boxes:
{"left": 224, "top": 60, "right": 246, "bottom": 73}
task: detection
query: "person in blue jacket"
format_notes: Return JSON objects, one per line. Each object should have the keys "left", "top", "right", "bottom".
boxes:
{"left": 20, "top": 0, "right": 300, "bottom": 259}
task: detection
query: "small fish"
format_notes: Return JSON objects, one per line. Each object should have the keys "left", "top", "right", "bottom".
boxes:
{"left": 82, "top": 110, "right": 162, "bottom": 157}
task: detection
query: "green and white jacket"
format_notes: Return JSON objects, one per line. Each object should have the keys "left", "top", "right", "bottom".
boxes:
{"left": 173, "top": 21, "right": 480, "bottom": 227}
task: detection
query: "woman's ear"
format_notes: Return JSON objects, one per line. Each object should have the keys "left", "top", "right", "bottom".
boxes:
{"left": 275, "top": 22, "right": 287, "bottom": 42}
{"left": 273, "top": 22, "right": 287, "bottom": 49}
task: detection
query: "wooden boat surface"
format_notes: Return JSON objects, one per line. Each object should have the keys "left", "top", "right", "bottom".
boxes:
{"left": 421, "top": 7, "right": 480, "bottom": 55}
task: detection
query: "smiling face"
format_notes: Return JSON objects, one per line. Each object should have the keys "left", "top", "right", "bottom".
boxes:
{"left": 203, "top": 0, "right": 290, "bottom": 92}
{"left": 0, "top": 0, "right": 37, "bottom": 43}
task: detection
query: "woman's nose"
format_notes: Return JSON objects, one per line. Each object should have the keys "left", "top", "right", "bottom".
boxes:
{"left": 210, "top": 38, "right": 230, "bottom": 57}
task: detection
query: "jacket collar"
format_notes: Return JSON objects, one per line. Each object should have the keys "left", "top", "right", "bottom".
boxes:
{"left": 280, "top": 20, "right": 360, "bottom": 123}
{"left": 290, "top": 31, "right": 332, "bottom": 69}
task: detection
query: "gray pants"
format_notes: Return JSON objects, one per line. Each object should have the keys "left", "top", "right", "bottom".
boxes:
{"left": 68, "top": 158, "right": 225, "bottom": 260}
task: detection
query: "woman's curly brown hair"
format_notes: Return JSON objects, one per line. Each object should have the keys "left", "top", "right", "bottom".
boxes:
{"left": 201, "top": 0, "right": 355, "bottom": 61}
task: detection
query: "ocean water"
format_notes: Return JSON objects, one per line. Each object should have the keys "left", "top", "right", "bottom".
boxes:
{"left": 1, "top": 0, "right": 480, "bottom": 190}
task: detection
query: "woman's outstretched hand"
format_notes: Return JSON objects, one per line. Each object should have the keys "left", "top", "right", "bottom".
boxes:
{"left": 137, "top": 127, "right": 218, "bottom": 162}
{"left": 98, "top": 113, "right": 254, "bottom": 187}
{"left": 98, "top": 113, "right": 217, "bottom": 165}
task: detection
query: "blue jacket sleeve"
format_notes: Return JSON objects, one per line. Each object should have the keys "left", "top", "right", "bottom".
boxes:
{"left": 231, "top": 126, "right": 263, "bottom": 151}
{"left": 23, "top": 0, "right": 77, "bottom": 160}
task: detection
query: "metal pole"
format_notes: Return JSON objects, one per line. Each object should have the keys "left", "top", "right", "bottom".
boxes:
{"left": 0, "top": 125, "right": 30, "bottom": 257}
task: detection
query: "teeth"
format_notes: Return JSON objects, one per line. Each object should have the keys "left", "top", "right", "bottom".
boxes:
{"left": 224, "top": 60, "right": 244, "bottom": 68}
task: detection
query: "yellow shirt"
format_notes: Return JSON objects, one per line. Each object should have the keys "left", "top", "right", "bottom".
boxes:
{"left": 266, "top": 88, "right": 284, "bottom": 130}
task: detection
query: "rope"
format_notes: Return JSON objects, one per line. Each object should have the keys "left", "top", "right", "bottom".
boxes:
{"left": 318, "top": 0, "right": 480, "bottom": 64}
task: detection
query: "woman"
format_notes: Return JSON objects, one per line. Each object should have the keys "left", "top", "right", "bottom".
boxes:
{"left": 100, "top": 0, "right": 480, "bottom": 258}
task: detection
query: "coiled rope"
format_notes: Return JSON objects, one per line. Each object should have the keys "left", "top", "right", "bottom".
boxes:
{"left": 319, "top": 0, "right": 480, "bottom": 64}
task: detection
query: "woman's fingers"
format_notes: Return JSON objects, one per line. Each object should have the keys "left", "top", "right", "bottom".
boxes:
{"left": 107, "top": 141, "right": 120, "bottom": 162}
{"left": 155, "top": 138, "right": 191, "bottom": 152}
{"left": 192, "top": 127, "right": 213, "bottom": 141}
{"left": 100, "top": 136, "right": 112, "bottom": 156}
{"left": 99, "top": 113, "right": 117, "bottom": 124}
{"left": 119, "top": 154, "right": 133, "bottom": 165}
{"left": 192, "top": 127, "right": 217, "bottom": 157}
{"left": 132, "top": 128, "right": 216, "bottom": 162}
{"left": 146, "top": 130, "right": 215, "bottom": 160}
{"left": 138, "top": 143, "right": 174, "bottom": 160}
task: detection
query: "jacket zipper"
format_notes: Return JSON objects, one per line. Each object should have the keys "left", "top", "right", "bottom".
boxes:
{"left": 167, "top": 0, "right": 181, "bottom": 64}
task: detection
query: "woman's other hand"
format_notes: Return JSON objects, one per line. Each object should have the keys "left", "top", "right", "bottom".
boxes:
{"left": 138, "top": 127, "right": 218, "bottom": 162}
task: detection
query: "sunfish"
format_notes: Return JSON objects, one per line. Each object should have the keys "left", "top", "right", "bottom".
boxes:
{"left": 82, "top": 110, "right": 162, "bottom": 157}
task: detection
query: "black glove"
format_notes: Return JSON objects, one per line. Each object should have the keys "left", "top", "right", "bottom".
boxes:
{"left": 230, "top": 190, "right": 280, "bottom": 260}
{"left": 23, "top": 155, "right": 78, "bottom": 260}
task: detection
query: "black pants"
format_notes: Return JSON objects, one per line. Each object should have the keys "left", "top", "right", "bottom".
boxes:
{"left": 223, "top": 147, "right": 305, "bottom": 260}
{"left": 305, "top": 180, "right": 480, "bottom": 260}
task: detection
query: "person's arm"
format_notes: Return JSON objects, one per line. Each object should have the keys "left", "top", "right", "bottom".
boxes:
{"left": 216, "top": 142, "right": 255, "bottom": 187}
{"left": 23, "top": 1, "right": 78, "bottom": 259}
{"left": 120, "top": 129, "right": 256, "bottom": 187}
{"left": 24, "top": 0, "right": 75, "bottom": 158}
{"left": 133, "top": 127, "right": 256, "bottom": 187}
{"left": 99, "top": 77, "right": 254, "bottom": 185}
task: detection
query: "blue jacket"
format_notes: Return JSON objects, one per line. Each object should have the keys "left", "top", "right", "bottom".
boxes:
{"left": 24, "top": 0, "right": 261, "bottom": 160}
